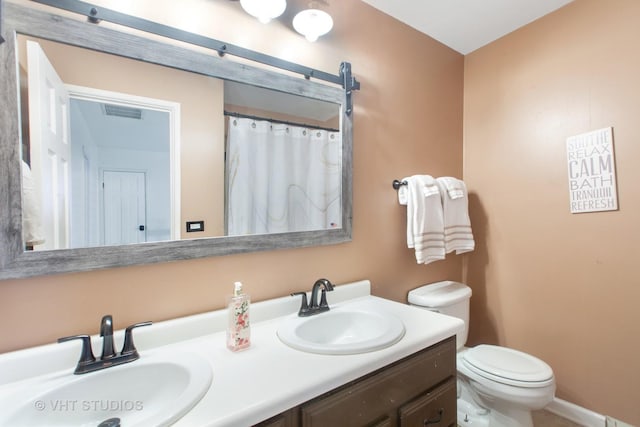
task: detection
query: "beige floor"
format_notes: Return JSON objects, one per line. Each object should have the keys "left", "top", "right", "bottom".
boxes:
{"left": 532, "top": 410, "right": 583, "bottom": 427}
{"left": 457, "top": 411, "right": 583, "bottom": 427}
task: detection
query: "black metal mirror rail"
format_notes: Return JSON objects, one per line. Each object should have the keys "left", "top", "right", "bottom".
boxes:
{"left": 31, "top": 0, "right": 360, "bottom": 113}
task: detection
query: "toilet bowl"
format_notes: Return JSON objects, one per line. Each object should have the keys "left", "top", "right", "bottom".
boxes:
{"left": 457, "top": 345, "right": 555, "bottom": 426}
{"left": 408, "top": 281, "right": 556, "bottom": 427}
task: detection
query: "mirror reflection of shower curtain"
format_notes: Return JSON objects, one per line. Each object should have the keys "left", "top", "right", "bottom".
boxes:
{"left": 226, "top": 117, "right": 341, "bottom": 235}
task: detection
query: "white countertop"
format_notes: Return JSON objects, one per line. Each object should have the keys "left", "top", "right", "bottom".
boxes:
{"left": 0, "top": 279, "right": 463, "bottom": 427}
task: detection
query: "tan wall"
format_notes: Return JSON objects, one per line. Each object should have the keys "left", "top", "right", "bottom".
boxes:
{"left": 1, "top": 0, "right": 463, "bottom": 361}
{"left": 464, "top": 0, "right": 640, "bottom": 424}
{"left": 224, "top": 104, "right": 340, "bottom": 131}
{"left": 18, "top": 35, "right": 226, "bottom": 238}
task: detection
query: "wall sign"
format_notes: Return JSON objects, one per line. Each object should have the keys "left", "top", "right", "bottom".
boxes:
{"left": 566, "top": 127, "right": 618, "bottom": 213}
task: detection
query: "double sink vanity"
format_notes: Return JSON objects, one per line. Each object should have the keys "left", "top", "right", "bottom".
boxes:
{"left": 0, "top": 280, "right": 463, "bottom": 426}
{"left": 0, "top": 3, "right": 463, "bottom": 426}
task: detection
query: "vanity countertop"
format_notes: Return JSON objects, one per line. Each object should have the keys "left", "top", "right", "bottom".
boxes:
{"left": 0, "top": 280, "right": 463, "bottom": 427}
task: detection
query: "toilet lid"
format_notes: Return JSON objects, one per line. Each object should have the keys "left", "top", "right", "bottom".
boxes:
{"left": 462, "top": 345, "right": 554, "bottom": 387}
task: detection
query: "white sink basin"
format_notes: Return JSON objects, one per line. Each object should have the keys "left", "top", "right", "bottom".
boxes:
{"left": 277, "top": 306, "right": 405, "bottom": 355}
{"left": 1, "top": 351, "right": 212, "bottom": 427}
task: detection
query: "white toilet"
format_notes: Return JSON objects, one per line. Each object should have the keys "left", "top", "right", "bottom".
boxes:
{"left": 408, "top": 281, "right": 556, "bottom": 427}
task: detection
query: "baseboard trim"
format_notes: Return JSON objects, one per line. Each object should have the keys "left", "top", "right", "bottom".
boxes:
{"left": 546, "top": 397, "right": 606, "bottom": 427}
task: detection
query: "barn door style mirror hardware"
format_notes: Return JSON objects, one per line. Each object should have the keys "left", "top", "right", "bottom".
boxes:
{"left": 31, "top": 0, "right": 360, "bottom": 114}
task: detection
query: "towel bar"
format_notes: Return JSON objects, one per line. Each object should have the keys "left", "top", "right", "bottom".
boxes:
{"left": 392, "top": 179, "right": 408, "bottom": 190}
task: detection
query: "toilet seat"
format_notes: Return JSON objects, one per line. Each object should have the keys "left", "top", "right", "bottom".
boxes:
{"left": 461, "top": 345, "right": 554, "bottom": 388}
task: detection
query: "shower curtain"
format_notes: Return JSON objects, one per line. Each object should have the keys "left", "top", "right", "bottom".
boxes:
{"left": 226, "top": 117, "right": 341, "bottom": 236}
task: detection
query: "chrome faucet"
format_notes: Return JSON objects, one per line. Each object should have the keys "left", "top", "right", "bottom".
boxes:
{"left": 58, "top": 315, "right": 152, "bottom": 374}
{"left": 292, "top": 278, "right": 334, "bottom": 317}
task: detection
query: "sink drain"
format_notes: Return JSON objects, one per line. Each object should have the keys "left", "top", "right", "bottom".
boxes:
{"left": 98, "top": 418, "right": 121, "bottom": 427}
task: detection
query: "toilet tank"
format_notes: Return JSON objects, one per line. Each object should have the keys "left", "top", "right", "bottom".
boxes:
{"left": 407, "top": 281, "right": 472, "bottom": 350}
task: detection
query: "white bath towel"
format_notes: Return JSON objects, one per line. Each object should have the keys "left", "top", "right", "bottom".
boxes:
{"left": 403, "top": 175, "right": 445, "bottom": 264}
{"left": 436, "top": 177, "right": 474, "bottom": 254}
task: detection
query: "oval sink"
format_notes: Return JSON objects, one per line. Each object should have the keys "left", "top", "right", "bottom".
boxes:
{"left": 2, "top": 352, "right": 212, "bottom": 427}
{"left": 277, "top": 308, "right": 405, "bottom": 355}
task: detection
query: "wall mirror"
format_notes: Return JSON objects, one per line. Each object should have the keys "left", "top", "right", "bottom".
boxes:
{"left": 0, "top": 2, "right": 354, "bottom": 279}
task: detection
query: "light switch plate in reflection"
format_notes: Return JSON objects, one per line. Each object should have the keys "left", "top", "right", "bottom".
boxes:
{"left": 186, "top": 221, "right": 205, "bottom": 232}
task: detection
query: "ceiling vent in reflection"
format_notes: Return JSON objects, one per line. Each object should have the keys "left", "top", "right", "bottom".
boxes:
{"left": 102, "top": 103, "right": 143, "bottom": 120}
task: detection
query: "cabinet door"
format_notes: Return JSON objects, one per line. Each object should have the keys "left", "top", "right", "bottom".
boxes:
{"left": 300, "top": 337, "right": 456, "bottom": 427}
{"left": 399, "top": 377, "right": 457, "bottom": 427}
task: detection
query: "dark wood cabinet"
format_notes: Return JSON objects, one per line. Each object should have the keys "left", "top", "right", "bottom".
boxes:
{"left": 399, "top": 377, "right": 456, "bottom": 426}
{"left": 255, "top": 336, "right": 456, "bottom": 427}
{"left": 256, "top": 408, "right": 299, "bottom": 427}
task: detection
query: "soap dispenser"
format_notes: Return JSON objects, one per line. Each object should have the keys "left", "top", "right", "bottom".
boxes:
{"left": 226, "top": 281, "right": 251, "bottom": 351}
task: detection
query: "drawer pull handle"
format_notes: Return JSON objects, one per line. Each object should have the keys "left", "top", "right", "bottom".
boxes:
{"left": 424, "top": 408, "right": 444, "bottom": 425}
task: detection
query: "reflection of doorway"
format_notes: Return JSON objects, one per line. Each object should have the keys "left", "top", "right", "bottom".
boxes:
{"left": 25, "top": 40, "right": 181, "bottom": 250}
{"left": 68, "top": 88, "right": 181, "bottom": 247}
{"left": 26, "top": 40, "right": 71, "bottom": 250}
{"left": 103, "top": 170, "right": 147, "bottom": 245}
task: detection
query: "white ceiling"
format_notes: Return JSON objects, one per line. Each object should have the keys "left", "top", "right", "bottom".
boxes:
{"left": 360, "top": 0, "right": 574, "bottom": 54}
{"left": 72, "top": 98, "right": 170, "bottom": 153}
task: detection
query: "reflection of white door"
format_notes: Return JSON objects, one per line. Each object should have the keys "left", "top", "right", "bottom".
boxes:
{"left": 68, "top": 86, "right": 181, "bottom": 242}
{"left": 27, "top": 41, "right": 71, "bottom": 250}
{"left": 103, "top": 170, "right": 147, "bottom": 245}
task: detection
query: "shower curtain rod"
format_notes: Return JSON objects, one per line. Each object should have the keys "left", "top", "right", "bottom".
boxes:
{"left": 224, "top": 111, "right": 339, "bottom": 133}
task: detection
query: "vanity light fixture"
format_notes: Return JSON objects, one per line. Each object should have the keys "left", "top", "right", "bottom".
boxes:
{"left": 240, "top": 0, "right": 286, "bottom": 24}
{"left": 293, "top": 1, "right": 333, "bottom": 42}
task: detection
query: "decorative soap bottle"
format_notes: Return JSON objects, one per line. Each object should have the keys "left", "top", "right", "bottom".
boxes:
{"left": 226, "top": 281, "right": 251, "bottom": 351}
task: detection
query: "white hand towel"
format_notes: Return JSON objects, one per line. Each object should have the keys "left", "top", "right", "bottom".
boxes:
{"left": 438, "top": 177, "right": 465, "bottom": 199}
{"left": 398, "top": 177, "right": 414, "bottom": 249}
{"left": 436, "top": 177, "right": 474, "bottom": 254}
{"left": 405, "top": 175, "right": 445, "bottom": 264}
{"left": 21, "top": 161, "right": 45, "bottom": 246}
{"left": 397, "top": 177, "right": 410, "bottom": 206}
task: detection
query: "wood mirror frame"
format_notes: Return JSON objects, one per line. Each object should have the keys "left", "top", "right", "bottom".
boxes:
{"left": 0, "top": 2, "right": 353, "bottom": 280}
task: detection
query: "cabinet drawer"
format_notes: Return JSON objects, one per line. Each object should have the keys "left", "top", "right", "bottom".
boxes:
{"left": 300, "top": 337, "right": 456, "bottom": 427}
{"left": 399, "top": 377, "right": 457, "bottom": 427}
{"left": 368, "top": 415, "right": 393, "bottom": 427}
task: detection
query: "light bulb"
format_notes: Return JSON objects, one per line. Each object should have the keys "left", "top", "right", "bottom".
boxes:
{"left": 293, "top": 8, "right": 333, "bottom": 42}
{"left": 240, "top": 0, "right": 287, "bottom": 24}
